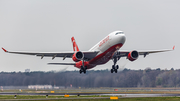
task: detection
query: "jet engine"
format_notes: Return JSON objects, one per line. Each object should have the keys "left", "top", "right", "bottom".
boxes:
{"left": 72, "top": 51, "right": 84, "bottom": 62}
{"left": 127, "top": 50, "right": 139, "bottom": 61}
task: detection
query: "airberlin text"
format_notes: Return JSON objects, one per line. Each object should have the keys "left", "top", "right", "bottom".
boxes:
{"left": 99, "top": 36, "right": 109, "bottom": 47}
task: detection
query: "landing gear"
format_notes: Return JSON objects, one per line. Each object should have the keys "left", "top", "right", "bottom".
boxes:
{"left": 111, "top": 53, "right": 120, "bottom": 73}
{"left": 114, "top": 68, "right": 117, "bottom": 73}
{"left": 79, "top": 58, "right": 87, "bottom": 74}
{"left": 79, "top": 66, "right": 87, "bottom": 74}
{"left": 111, "top": 65, "right": 118, "bottom": 73}
{"left": 79, "top": 70, "right": 82, "bottom": 74}
{"left": 111, "top": 69, "right": 113, "bottom": 73}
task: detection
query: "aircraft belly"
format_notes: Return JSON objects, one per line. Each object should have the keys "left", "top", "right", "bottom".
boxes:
{"left": 88, "top": 43, "right": 123, "bottom": 68}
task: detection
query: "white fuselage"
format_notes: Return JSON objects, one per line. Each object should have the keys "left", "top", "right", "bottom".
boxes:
{"left": 89, "top": 31, "right": 126, "bottom": 54}
{"left": 75, "top": 31, "right": 126, "bottom": 69}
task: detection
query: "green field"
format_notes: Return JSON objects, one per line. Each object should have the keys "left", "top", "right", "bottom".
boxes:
{"left": 59, "top": 97, "right": 180, "bottom": 101}
{"left": 0, "top": 95, "right": 110, "bottom": 99}
{"left": 0, "top": 95, "right": 180, "bottom": 101}
{"left": 1, "top": 88, "right": 180, "bottom": 100}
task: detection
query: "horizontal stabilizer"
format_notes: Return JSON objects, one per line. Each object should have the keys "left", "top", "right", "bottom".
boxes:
{"left": 48, "top": 63, "right": 76, "bottom": 65}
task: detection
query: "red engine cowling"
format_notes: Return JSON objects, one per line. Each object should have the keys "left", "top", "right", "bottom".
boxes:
{"left": 127, "top": 50, "right": 139, "bottom": 61}
{"left": 72, "top": 51, "right": 84, "bottom": 62}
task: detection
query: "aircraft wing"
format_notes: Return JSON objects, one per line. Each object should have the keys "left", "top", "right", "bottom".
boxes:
{"left": 118, "top": 46, "right": 175, "bottom": 57}
{"left": 48, "top": 63, "right": 76, "bottom": 65}
{"left": 2, "top": 48, "right": 99, "bottom": 60}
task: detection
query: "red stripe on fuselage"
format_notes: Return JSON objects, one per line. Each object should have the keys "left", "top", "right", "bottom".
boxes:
{"left": 75, "top": 43, "right": 123, "bottom": 69}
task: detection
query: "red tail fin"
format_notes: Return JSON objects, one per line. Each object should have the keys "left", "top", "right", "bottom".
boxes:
{"left": 71, "top": 37, "right": 79, "bottom": 51}
{"left": 173, "top": 46, "right": 175, "bottom": 50}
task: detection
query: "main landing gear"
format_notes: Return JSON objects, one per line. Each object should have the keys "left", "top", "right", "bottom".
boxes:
{"left": 111, "top": 65, "right": 119, "bottom": 73}
{"left": 79, "top": 66, "right": 87, "bottom": 74}
{"left": 111, "top": 54, "right": 120, "bottom": 73}
{"left": 79, "top": 59, "right": 87, "bottom": 74}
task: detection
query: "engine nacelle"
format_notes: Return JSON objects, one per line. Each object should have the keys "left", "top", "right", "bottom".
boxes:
{"left": 127, "top": 50, "right": 139, "bottom": 61}
{"left": 72, "top": 51, "right": 84, "bottom": 62}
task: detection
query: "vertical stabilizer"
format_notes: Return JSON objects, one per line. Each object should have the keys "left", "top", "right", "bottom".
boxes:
{"left": 71, "top": 37, "right": 79, "bottom": 51}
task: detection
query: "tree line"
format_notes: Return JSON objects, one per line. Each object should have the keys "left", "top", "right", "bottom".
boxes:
{"left": 0, "top": 68, "right": 179, "bottom": 87}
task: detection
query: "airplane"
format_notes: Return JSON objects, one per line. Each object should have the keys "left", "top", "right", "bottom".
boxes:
{"left": 2, "top": 31, "right": 175, "bottom": 74}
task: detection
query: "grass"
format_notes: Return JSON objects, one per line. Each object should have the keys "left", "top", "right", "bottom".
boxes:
{"left": 0, "top": 95, "right": 180, "bottom": 101}
{"left": 0, "top": 95, "right": 111, "bottom": 99}
{"left": 1, "top": 88, "right": 180, "bottom": 100}
{"left": 119, "top": 97, "right": 180, "bottom": 101}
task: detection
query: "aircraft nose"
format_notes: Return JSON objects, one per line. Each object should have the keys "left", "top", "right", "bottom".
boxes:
{"left": 119, "top": 34, "right": 126, "bottom": 44}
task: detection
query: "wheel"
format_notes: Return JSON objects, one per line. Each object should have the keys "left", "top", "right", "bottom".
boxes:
{"left": 84, "top": 70, "right": 86, "bottom": 74}
{"left": 111, "top": 69, "right": 114, "bottom": 73}
{"left": 115, "top": 69, "right": 117, "bottom": 73}
{"left": 79, "top": 70, "right": 82, "bottom": 74}
{"left": 112, "top": 65, "right": 115, "bottom": 69}
{"left": 116, "top": 65, "right": 119, "bottom": 69}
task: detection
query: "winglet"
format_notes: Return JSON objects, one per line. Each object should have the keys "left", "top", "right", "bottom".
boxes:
{"left": 2, "top": 47, "right": 8, "bottom": 52}
{"left": 173, "top": 46, "right": 175, "bottom": 50}
{"left": 71, "top": 37, "right": 79, "bottom": 51}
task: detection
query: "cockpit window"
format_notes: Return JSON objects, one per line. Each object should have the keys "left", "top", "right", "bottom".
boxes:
{"left": 115, "top": 32, "right": 124, "bottom": 35}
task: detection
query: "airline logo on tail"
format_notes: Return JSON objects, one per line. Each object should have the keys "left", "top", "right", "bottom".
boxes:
{"left": 71, "top": 37, "right": 79, "bottom": 52}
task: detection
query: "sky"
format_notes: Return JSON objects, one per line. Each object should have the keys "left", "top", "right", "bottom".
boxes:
{"left": 0, "top": 0, "right": 179, "bottom": 72}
